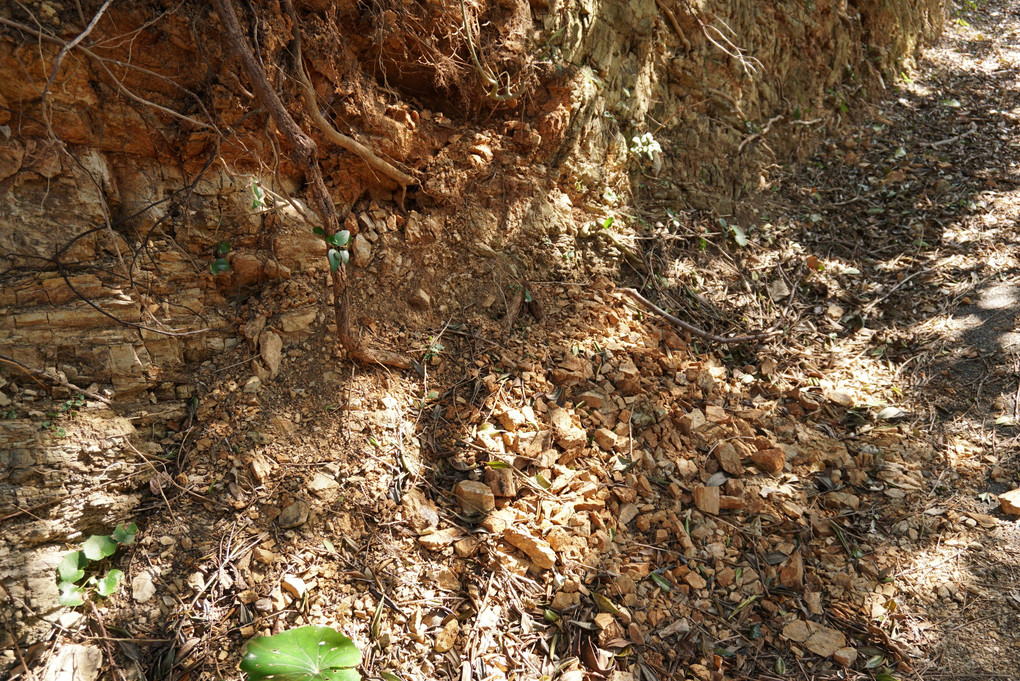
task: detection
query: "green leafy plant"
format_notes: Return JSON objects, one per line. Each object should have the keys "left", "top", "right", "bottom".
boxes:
{"left": 313, "top": 228, "right": 351, "bottom": 271}
{"left": 211, "top": 240, "right": 231, "bottom": 274}
{"left": 241, "top": 626, "right": 362, "bottom": 681}
{"left": 56, "top": 523, "right": 138, "bottom": 607}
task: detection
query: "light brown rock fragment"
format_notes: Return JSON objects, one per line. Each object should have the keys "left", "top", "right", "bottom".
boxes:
{"left": 693, "top": 486, "right": 720, "bottom": 515}
{"left": 676, "top": 408, "right": 705, "bottom": 435}
{"left": 550, "top": 406, "right": 586, "bottom": 450}
{"left": 259, "top": 330, "right": 283, "bottom": 378}
{"left": 485, "top": 466, "right": 517, "bottom": 497}
{"left": 401, "top": 488, "right": 439, "bottom": 532}
{"left": 418, "top": 528, "right": 466, "bottom": 551}
{"left": 999, "top": 488, "right": 1020, "bottom": 515}
{"left": 594, "top": 428, "right": 617, "bottom": 451}
{"left": 434, "top": 618, "right": 459, "bottom": 653}
{"left": 454, "top": 480, "right": 495, "bottom": 514}
{"left": 833, "top": 646, "right": 857, "bottom": 666}
{"left": 504, "top": 528, "right": 556, "bottom": 569}
{"left": 714, "top": 442, "right": 744, "bottom": 475}
{"left": 751, "top": 447, "right": 785, "bottom": 474}
{"left": 780, "top": 551, "right": 804, "bottom": 590}
{"left": 781, "top": 620, "right": 846, "bottom": 657}
{"left": 683, "top": 571, "right": 707, "bottom": 590}
{"left": 824, "top": 491, "right": 861, "bottom": 511}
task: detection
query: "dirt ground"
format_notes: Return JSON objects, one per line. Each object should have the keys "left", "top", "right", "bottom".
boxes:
{"left": 7, "top": 1, "right": 1020, "bottom": 680}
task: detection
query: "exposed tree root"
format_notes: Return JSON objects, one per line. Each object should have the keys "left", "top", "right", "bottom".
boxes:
{"left": 283, "top": 0, "right": 416, "bottom": 188}
{"left": 212, "top": 0, "right": 412, "bottom": 370}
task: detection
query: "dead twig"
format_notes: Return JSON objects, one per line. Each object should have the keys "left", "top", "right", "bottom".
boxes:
{"left": 738, "top": 114, "right": 782, "bottom": 153}
{"left": 620, "top": 288, "right": 781, "bottom": 344}
{"left": 0, "top": 353, "right": 112, "bottom": 405}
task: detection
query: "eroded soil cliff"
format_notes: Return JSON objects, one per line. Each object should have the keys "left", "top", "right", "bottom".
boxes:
{"left": 0, "top": 0, "right": 963, "bottom": 679}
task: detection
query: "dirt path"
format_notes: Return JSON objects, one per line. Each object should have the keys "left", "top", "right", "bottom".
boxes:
{"left": 755, "top": 1, "right": 1020, "bottom": 676}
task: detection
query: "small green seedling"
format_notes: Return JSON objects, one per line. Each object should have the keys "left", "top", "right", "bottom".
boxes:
{"left": 313, "top": 228, "right": 351, "bottom": 271}
{"left": 56, "top": 522, "right": 138, "bottom": 607}
{"left": 241, "top": 626, "right": 362, "bottom": 681}
{"left": 211, "top": 240, "right": 231, "bottom": 274}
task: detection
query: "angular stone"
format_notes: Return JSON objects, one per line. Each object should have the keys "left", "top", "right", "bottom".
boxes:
{"left": 780, "top": 551, "right": 804, "bottom": 590}
{"left": 618, "top": 503, "right": 639, "bottom": 526}
{"left": 693, "top": 486, "right": 720, "bottom": 515}
{"left": 999, "top": 488, "right": 1020, "bottom": 515}
{"left": 484, "top": 466, "right": 517, "bottom": 497}
{"left": 714, "top": 442, "right": 744, "bottom": 476}
{"left": 454, "top": 480, "right": 495, "bottom": 514}
{"left": 579, "top": 391, "right": 605, "bottom": 409}
{"left": 751, "top": 447, "right": 785, "bottom": 474}
{"left": 352, "top": 233, "right": 372, "bottom": 266}
{"left": 594, "top": 428, "right": 617, "bottom": 451}
{"left": 307, "top": 472, "right": 339, "bottom": 496}
{"left": 805, "top": 627, "right": 846, "bottom": 657}
{"left": 402, "top": 488, "right": 439, "bottom": 532}
{"left": 277, "top": 499, "right": 310, "bottom": 528}
{"left": 408, "top": 288, "right": 430, "bottom": 310}
{"left": 824, "top": 491, "right": 860, "bottom": 511}
{"left": 40, "top": 644, "right": 103, "bottom": 681}
{"left": 281, "top": 574, "right": 307, "bottom": 599}
{"left": 480, "top": 507, "right": 517, "bottom": 534}
{"left": 279, "top": 308, "right": 317, "bottom": 333}
{"left": 454, "top": 536, "right": 479, "bottom": 557}
{"left": 434, "top": 618, "right": 459, "bottom": 653}
{"left": 259, "top": 330, "right": 283, "bottom": 378}
{"left": 418, "top": 528, "right": 466, "bottom": 551}
{"left": 676, "top": 408, "right": 705, "bottom": 435}
{"left": 131, "top": 571, "right": 156, "bottom": 603}
{"left": 833, "top": 646, "right": 857, "bottom": 666}
{"left": 549, "top": 407, "right": 586, "bottom": 450}
{"left": 504, "top": 528, "right": 556, "bottom": 569}
{"left": 683, "top": 571, "right": 706, "bottom": 590}
{"left": 781, "top": 620, "right": 846, "bottom": 657}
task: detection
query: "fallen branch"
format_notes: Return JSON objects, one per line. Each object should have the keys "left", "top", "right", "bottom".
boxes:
{"left": 738, "top": 114, "right": 782, "bottom": 153}
{"left": 213, "top": 0, "right": 411, "bottom": 369}
{"left": 927, "top": 121, "right": 978, "bottom": 148}
{"left": 0, "top": 353, "right": 112, "bottom": 405}
{"left": 620, "top": 288, "right": 781, "bottom": 344}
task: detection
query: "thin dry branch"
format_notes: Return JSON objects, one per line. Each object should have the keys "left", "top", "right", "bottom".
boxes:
{"left": 620, "top": 288, "right": 781, "bottom": 344}
{"left": 0, "top": 352, "right": 113, "bottom": 405}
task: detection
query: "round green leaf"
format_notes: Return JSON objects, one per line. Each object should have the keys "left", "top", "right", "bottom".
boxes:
{"left": 335, "top": 230, "right": 350, "bottom": 248}
{"left": 216, "top": 241, "right": 231, "bottom": 256}
{"left": 112, "top": 523, "right": 138, "bottom": 544}
{"left": 241, "top": 626, "right": 361, "bottom": 681}
{"left": 327, "top": 249, "right": 343, "bottom": 272}
{"left": 58, "top": 581, "right": 86, "bottom": 607}
{"left": 82, "top": 535, "right": 118, "bottom": 561}
{"left": 58, "top": 551, "right": 87, "bottom": 583}
{"left": 211, "top": 257, "right": 231, "bottom": 274}
{"left": 97, "top": 569, "right": 124, "bottom": 597}
{"left": 340, "top": 250, "right": 350, "bottom": 265}
{"left": 313, "top": 227, "right": 326, "bottom": 236}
